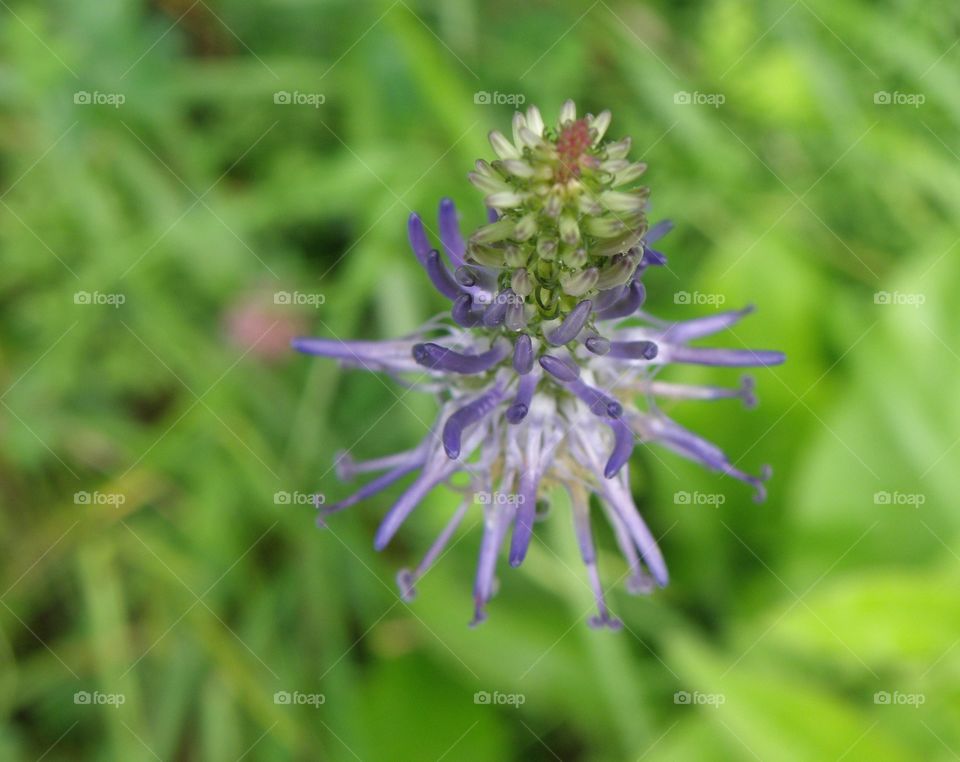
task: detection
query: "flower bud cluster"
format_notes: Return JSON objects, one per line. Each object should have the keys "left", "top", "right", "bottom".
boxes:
{"left": 468, "top": 100, "right": 650, "bottom": 324}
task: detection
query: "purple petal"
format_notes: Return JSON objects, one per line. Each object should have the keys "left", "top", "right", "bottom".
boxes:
{"left": 585, "top": 335, "right": 611, "bottom": 355}
{"left": 374, "top": 470, "right": 447, "bottom": 551}
{"left": 454, "top": 266, "right": 477, "bottom": 287}
{"left": 506, "top": 372, "right": 538, "bottom": 424}
{"left": 607, "top": 340, "right": 659, "bottom": 360}
{"left": 644, "top": 376, "right": 757, "bottom": 408}
{"left": 505, "top": 299, "right": 526, "bottom": 331}
{"left": 512, "top": 334, "right": 534, "bottom": 375}
{"left": 407, "top": 212, "right": 431, "bottom": 267}
{"left": 442, "top": 384, "right": 505, "bottom": 459}
{"left": 412, "top": 339, "right": 509, "bottom": 375}
{"left": 603, "top": 472, "right": 668, "bottom": 586}
{"left": 508, "top": 472, "right": 539, "bottom": 566}
{"left": 640, "top": 247, "right": 667, "bottom": 267}
{"left": 595, "top": 281, "right": 645, "bottom": 321}
{"left": 481, "top": 291, "right": 514, "bottom": 327}
{"left": 568, "top": 487, "right": 621, "bottom": 628}
{"left": 320, "top": 461, "right": 419, "bottom": 518}
{"left": 396, "top": 499, "right": 470, "bottom": 601}
{"left": 292, "top": 336, "right": 420, "bottom": 373}
{"left": 439, "top": 197, "right": 466, "bottom": 269}
{"left": 451, "top": 293, "right": 482, "bottom": 327}
{"left": 593, "top": 285, "right": 626, "bottom": 312}
{"left": 539, "top": 353, "right": 580, "bottom": 382}
{"left": 569, "top": 379, "right": 622, "bottom": 418}
{"left": 658, "top": 305, "right": 755, "bottom": 343}
{"left": 604, "top": 418, "right": 634, "bottom": 478}
{"left": 664, "top": 345, "right": 785, "bottom": 367}
{"left": 645, "top": 219, "right": 674, "bottom": 244}
{"left": 546, "top": 300, "right": 593, "bottom": 345}
{"left": 472, "top": 502, "right": 511, "bottom": 626}
{"left": 425, "top": 249, "right": 462, "bottom": 300}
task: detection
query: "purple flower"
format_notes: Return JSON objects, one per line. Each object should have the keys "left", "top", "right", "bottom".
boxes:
{"left": 293, "top": 101, "right": 784, "bottom": 628}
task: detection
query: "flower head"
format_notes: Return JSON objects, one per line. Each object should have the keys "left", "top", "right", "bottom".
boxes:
{"left": 293, "top": 100, "right": 784, "bottom": 628}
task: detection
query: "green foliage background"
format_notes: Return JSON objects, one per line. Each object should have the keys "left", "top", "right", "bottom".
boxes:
{"left": 2, "top": 1, "right": 959, "bottom": 759}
